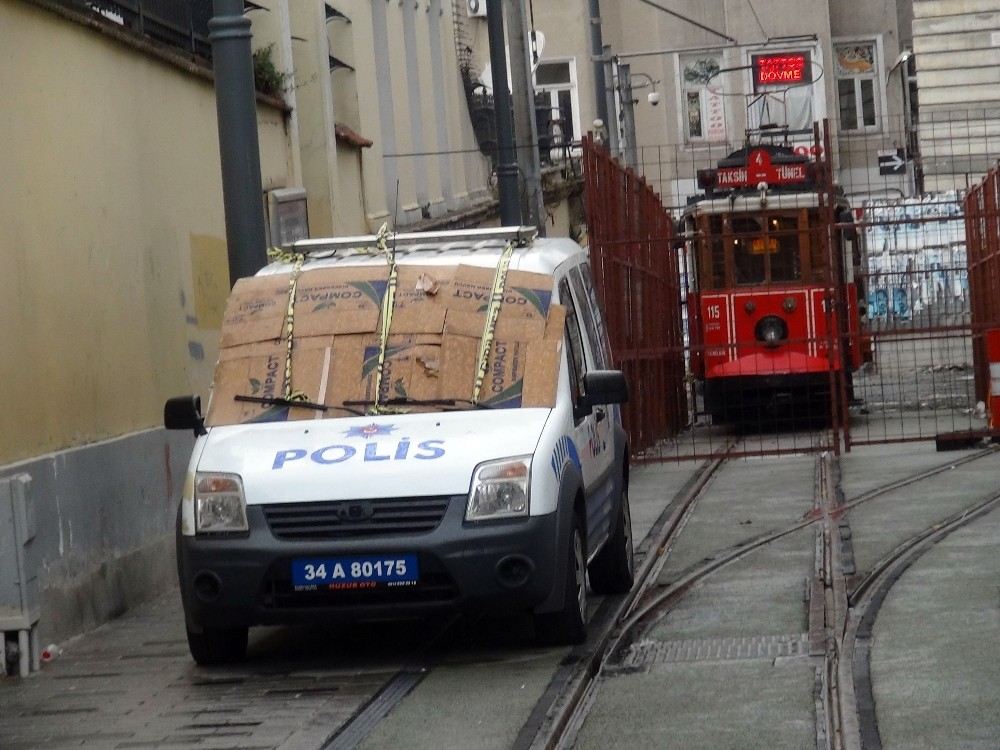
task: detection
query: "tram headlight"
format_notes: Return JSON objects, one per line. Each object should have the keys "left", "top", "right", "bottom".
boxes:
{"left": 755, "top": 315, "right": 788, "bottom": 348}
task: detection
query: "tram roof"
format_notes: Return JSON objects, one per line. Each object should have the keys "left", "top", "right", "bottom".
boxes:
{"left": 682, "top": 192, "right": 823, "bottom": 218}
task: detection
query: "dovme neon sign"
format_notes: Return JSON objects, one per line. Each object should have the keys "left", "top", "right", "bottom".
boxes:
{"left": 752, "top": 52, "right": 812, "bottom": 89}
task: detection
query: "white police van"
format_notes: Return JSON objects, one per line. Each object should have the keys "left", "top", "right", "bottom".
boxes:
{"left": 165, "top": 226, "right": 632, "bottom": 664}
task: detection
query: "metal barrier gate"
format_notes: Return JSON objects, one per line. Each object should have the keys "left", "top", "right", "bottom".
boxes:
{"left": 584, "top": 115, "right": 997, "bottom": 460}
{"left": 582, "top": 134, "right": 687, "bottom": 458}
{"left": 964, "top": 167, "right": 1000, "bottom": 434}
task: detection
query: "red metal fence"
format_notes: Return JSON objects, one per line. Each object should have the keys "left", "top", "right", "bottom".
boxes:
{"left": 582, "top": 134, "right": 687, "bottom": 455}
{"left": 964, "top": 169, "right": 1000, "bottom": 412}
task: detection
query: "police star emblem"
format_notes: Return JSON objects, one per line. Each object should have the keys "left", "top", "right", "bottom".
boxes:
{"left": 343, "top": 423, "right": 396, "bottom": 438}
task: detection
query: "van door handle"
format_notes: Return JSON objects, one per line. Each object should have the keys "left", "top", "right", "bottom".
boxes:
{"left": 595, "top": 408, "right": 607, "bottom": 423}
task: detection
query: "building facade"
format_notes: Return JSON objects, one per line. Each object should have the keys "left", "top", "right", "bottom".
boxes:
{"left": 523, "top": 0, "right": 917, "bottom": 206}
{"left": 912, "top": 0, "right": 1000, "bottom": 191}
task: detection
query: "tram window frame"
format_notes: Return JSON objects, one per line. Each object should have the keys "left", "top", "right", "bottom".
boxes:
{"left": 731, "top": 216, "right": 767, "bottom": 285}
{"left": 697, "top": 214, "right": 727, "bottom": 290}
{"left": 710, "top": 211, "right": 810, "bottom": 287}
{"left": 767, "top": 214, "right": 803, "bottom": 283}
{"left": 809, "top": 209, "right": 830, "bottom": 283}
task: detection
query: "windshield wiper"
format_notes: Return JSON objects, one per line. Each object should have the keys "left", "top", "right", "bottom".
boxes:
{"left": 234, "top": 395, "right": 366, "bottom": 416}
{"left": 342, "top": 397, "right": 495, "bottom": 410}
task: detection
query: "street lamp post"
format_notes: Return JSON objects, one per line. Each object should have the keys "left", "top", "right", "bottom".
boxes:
{"left": 209, "top": 0, "right": 268, "bottom": 286}
{"left": 486, "top": 0, "right": 522, "bottom": 226}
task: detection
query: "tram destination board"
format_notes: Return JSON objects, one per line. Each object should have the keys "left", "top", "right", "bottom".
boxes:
{"left": 714, "top": 148, "right": 811, "bottom": 189}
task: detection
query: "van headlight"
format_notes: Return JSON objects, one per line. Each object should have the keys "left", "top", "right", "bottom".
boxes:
{"left": 195, "top": 472, "right": 249, "bottom": 533}
{"left": 466, "top": 456, "right": 531, "bottom": 522}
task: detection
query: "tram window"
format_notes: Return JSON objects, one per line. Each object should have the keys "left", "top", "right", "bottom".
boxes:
{"left": 769, "top": 216, "right": 801, "bottom": 282}
{"left": 732, "top": 217, "right": 765, "bottom": 285}
{"left": 709, "top": 216, "right": 726, "bottom": 289}
{"left": 810, "top": 213, "right": 829, "bottom": 282}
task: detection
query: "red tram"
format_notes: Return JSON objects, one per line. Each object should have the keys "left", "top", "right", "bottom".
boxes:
{"left": 682, "top": 141, "right": 868, "bottom": 424}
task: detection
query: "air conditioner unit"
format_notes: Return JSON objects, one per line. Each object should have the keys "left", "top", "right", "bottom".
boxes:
{"left": 467, "top": 0, "right": 488, "bottom": 17}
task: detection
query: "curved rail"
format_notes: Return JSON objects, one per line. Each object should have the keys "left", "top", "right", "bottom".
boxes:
{"left": 526, "top": 445, "right": 998, "bottom": 749}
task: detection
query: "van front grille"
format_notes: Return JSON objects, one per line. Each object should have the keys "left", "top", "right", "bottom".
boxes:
{"left": 262, "top": 496, "right": 456, "bottom": 540}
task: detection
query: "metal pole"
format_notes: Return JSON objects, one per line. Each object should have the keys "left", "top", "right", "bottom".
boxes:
{"left": 486, "top": 0, "right": 521, "bottom": 226}
{"left": 619, "top": 62, "right": 638, "bottom": 171}
{"left": 504, "top": 0, "right": 546, "bottom": 234}
{"left": 603, "top": 49, "right": 620, "bottom": 156}
{"left": 209, "top": 0, "right": 268, "bottom": 286}
{"left": 901, "top": 59, "right": 917, "bottom": 197}
{"left": 588, "top": 0, "right": 609, "bottom": 127}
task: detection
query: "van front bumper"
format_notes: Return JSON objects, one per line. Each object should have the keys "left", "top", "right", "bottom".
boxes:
{"left": 177, "top": 499, "right": 559, "bottom": 631}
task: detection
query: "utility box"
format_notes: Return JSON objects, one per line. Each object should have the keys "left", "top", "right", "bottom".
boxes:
{"left": 0, "top": 474, "right": 40, "bottom": 677}
{"left": 267, "top": 187, "right": 309, "bottom": 247}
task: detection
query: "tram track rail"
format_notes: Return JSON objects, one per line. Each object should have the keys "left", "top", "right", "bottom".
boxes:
{"left": 318, "top": 444, "right": 997, "bottom": 750}
{"left": 522, "top": 445, "right": 999, "bottom": 750}
{"left": 838, "top": 488, "right": 1000, "bottom": 750}
{"left": 512, "top": 447, "right": 731, "bottom": 750}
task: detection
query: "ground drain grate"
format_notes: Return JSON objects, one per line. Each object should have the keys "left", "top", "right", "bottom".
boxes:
{"left": 264, "top": 685, "right": 340, "bottom": 696}
{"left": 620, "top": 633, "right": 811, "bottom": 670}
{"left": 190, "top": 677, "right": 246, "bottom": 687}
{"left": 22, "top": 706, "right": 100, "bottom": 716}
{"left": 182, "top": 721, "right": 264, "bottom": 729}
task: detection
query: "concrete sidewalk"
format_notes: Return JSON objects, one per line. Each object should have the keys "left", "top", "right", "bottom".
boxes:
{"left": 0, "top": 461, "right": 704, "bottom": 750}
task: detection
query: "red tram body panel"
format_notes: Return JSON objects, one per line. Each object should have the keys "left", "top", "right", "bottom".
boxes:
{"left": 683, "top": 143, "right": 867, "bottom": 423}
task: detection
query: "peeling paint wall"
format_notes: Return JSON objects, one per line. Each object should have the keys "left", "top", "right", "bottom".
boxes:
{"left": 0, "top": 1, "right": 292, "bottom": 643}
{"left": 0, "top": 0, "right": 290, "bottom": 466}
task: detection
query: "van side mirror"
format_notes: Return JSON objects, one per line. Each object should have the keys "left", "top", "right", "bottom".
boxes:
{"left": 164, "top": 395, "right": 207, "bottom": 436}
{"left": 575, "top": 370, "right": 629, "bottom": 419}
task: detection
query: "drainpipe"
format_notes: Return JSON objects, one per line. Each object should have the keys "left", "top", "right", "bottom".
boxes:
{"left": 209, "top": 0, "right": 268, "bottom": 286}
{"left": 588, "top": 0, "right": 609, "bottom": 128}
{"left": 486, "top": 0, "right": 522, "bottom": 226}
{"left": 505, "top": 0, "right": 546, "bottom": 234}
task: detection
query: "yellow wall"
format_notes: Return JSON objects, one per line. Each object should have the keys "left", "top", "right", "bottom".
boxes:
{"left": 0, "top": 1, "right": 290, "bottom": 464}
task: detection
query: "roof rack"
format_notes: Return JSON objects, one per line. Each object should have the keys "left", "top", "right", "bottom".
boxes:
{"left": 288, "top": 226, "right": 539, "bottom": 255}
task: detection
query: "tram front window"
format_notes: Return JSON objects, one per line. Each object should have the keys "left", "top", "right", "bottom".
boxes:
{"left": 769, "top": 216, "right": 801, "bottom": 282}
{"left": 732, "top": 218, "right": 765, "bottom": 285}
{"left": 731, "top": 215, "right": 801, "bottom": 285}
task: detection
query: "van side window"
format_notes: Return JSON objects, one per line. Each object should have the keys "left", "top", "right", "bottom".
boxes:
{"left": 569, "top": 265, "right": 610, "bottom": 369}
{"left": 559, "top": 278, "right": 588, "bottom": 413}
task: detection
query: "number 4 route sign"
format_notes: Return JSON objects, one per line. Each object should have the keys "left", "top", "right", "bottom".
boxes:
{"left": 878, "top": 148, "right": 907, "bottom": 176}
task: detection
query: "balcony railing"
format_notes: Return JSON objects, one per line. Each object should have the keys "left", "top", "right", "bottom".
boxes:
{"left": 54, "top": 0, "right": 215, "bottom": 61}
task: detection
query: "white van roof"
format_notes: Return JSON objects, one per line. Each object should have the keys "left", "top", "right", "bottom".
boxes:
{"left": 258, "top": 226, "right": 587, "bottom": 277}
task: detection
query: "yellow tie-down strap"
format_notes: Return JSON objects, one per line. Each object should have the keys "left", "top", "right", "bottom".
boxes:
{"left": 266, "top": 246, "right": 308, "bottom": 402}
{"left": 369, "top": 223, "right": 399, "bottom": 415}
{"left": 472, "top": 241, "right": 516, "bottom": 405}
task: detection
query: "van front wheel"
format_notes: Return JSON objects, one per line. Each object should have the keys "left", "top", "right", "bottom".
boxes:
{"left": 186, "top": 625, "right": 248, "bottom": 666}
{"left": 534, "top": 515, "right": 587, "bottom": 646}
{"left": 588, "top": 488, "right": 635, "bottom": 595}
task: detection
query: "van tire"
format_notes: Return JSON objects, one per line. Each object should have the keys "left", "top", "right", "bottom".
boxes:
{"left": 534, "top": 515, "right": 587, "bottom": 646}
{"left": 589, "top": 488, "right": 635, "bottom": 595}
{"left": 186, "top": 626, "right": 248, "bottom": 666}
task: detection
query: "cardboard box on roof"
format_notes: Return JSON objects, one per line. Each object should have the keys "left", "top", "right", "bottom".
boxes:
{"left": 448, "top": 266, "right": 553, "bottom": 323}
{"left": 325, "top": 334, "right": 442, "bottom": 411}
{"left": 219, "top": 274, "right": 291, "bottom": 347}
{"left": 391, "top": 265, "right": 453, "bottom": 334}
{"left": 292, "top": 266, "right": 389, "bottom": 336}
{"left": 438, "top": 334, "right": 561, "bottom": 408}
{"left": 209, "top": 260, "right": 566, "bottom": 423}
{"left": 206, "top": 336, "right": 332, "bottom": 426}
